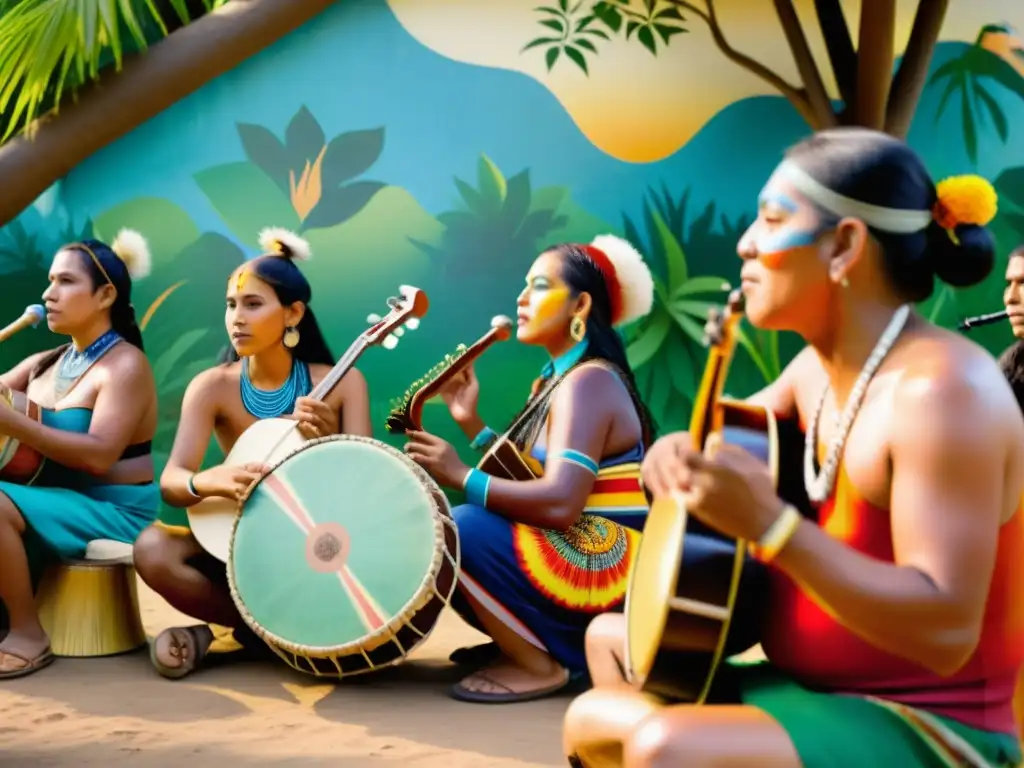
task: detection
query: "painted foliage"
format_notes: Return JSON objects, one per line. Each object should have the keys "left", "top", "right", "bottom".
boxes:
{"left": 0, "top": 0, "right": 1023, "bottom": 525}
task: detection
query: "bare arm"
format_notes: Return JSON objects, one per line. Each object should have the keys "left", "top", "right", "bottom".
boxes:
{"left": 160, "top": 370, "right": 220, "bottom": 507}
{"left": 0, "top": 350, "right": 154, "bottom": 475}
{"left": 775, "top": 370, "right": 1008, "bottom": 675}
{"left": 0, "top": 350, "right": 54, "bottom": 392}
{"left": 473, "top": 365, "right": 628, "bottom": 531}
{"left": 339, "top": 368, "right": 372, "bottom": 437}
{"left": 745, "top": 345, "right": 814, "bottom": 415}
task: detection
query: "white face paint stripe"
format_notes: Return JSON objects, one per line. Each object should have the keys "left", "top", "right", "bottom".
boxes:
{"left": 776, "top": 160, "right": 933, "bottom": 235}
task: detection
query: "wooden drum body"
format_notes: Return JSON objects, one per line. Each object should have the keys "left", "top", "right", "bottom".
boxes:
{"left": 227, "top": 434, "right": 459, "bottom": 677}
{"left": 0, "top": 390, "right": 45, "bottom": 484}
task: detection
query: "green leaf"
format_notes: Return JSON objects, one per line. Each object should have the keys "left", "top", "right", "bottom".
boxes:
{"left": 664, "top": 331, "right": 698, "bottom": 401}
{"left": 995, "top": 167, "right": 1024, "bottom": 212}
{"left": 236, "top": 122, "right": 292, "bottom": 195}
{"left": 540, "top": 18, "right": 565, "bottom": 34}
{"left": 670, "top": 309, "right": 707, "bottom": 346}
{"left": 283, "top": 105, "right": 326, "bottom": 170}
{"left": 534, "top": 7, "right": 568, "bottom": 17}
{"left": 651, "top": 210, "right": 687, "bottom": 291}
{"left": 502, "top": 169, "right": 533, "bottom": 233}
{"left": 523, "top": 36, "right": 562, "bottom": 51}
{"left": 152, "top": 328, "right": 208, "bottom": 384}
{"left": 594, "top": 6, "right": 622, "bottom": 32}
{"left": 194, "top": 162, "right": 300, "bottom": 248}
{"left": 455, "top": 178, "right": 485, "bottom": 214}
{"left": 961, "top": 78, "right": 978, "bottom": 164}
{"left": 301, "top": 181, "right": 386, "bottom": 232}
{"left": 933, "top": 71, "right": 962, "bottom": 121}
{"left": 653, "top": 23, "right": 686, "bottom": 45}
{"left": 583, "top": 28, "right": 612, "bottom": 40}
{"left": 672, "top": 276, "right": 731, "bottom": 298}
{"left": 926, "top": 55, "right": 965, "bottom": 87}
{"left": 531, "top": 185, "right": 568, "bottom": 212}
{"left": 655, "top": 6, "right": 685, "bottom": 20}
{"left": 671, "top": 298, "right": 719, "bottom": 321}
{"left": 638, "top": 25, "right": 658, "bottom": 55}
{"left": 574, "top": 37, "right": 598, "bottom": 53}
{"left": 973, "top": 81, "right": 1009, "bottom": 143}
{"left": 558, "top": 0, "right": 568, "bottom": 10}
{"left": 92, "top": 197, "right": 200, "bottom": 267}
{"left": 477, "top": 155, "right": 508, "bottom": 212}
{"left": 626, "top": 306, "right": 671, "bottom": 369}
{"left": 546, "top": 45, "right": 562, "bottom": 70}
{"left": 626, "top": 20, "right": 640, "bottom": 39}
{"left": 564, "top": 45, "right": 589, "bottom": 74}
{"left": 734, "top": 327, "right": 773, "bottom": 384}
{"left": 320, "top": 127, "right": 385, "bottom": 189}
{"left": 972, "top": 48, "right": 1024, "bottom": 101}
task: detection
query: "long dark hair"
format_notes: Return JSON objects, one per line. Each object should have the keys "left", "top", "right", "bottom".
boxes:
{"left": 219, "top": 253, "right": 335, "bottom": 366}
{"left": 31, "top": 238, "right": 145, "bottom": 379}
{"left": 505, "top": 243, "right": 657, "bottom": 447}
{"left": 784, "top": 128, "right": 996, "bottom": 303}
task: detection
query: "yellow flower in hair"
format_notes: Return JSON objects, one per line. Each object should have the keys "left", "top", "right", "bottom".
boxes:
{"left": 933, "top": 175, "right": 998, "bottom": 230}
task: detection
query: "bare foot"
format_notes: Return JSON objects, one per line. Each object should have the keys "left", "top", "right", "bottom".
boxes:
{"left": 451, "top": 657, "right": 570, "bottom": 703}
{"left": 151, "top": 625, "right": 214, "bottom": 680}
{"left": 0, "top": 627, "right": 53, "bottom": 679}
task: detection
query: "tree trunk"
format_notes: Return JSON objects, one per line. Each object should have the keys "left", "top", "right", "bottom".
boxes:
{"left": 773, "top": 0, "right": 837, "bottom": 128}
{"left": 813, "top": 0, "right": 857, "bottom": 109}
{"left": 0, "top": 0, "right": 336, "bottom": 228}
{"left": 853, "top": 0, "right": 897, "bottom": 129}
{"left": 884, "top": 0, "right": 949, "bottom": 138}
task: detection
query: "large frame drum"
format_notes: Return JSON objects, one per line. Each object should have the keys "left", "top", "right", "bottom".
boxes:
{"left": 227, "top": 434, "right": 459, "bottom": 677}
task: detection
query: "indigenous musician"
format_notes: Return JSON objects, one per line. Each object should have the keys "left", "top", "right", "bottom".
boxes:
{"left": 999, "top": 245, "right": 1024, "bottom": 406}
{"left": 0, "top": 231, "right": 158, "bottom": 680}
{"left": 563, "top": 128, "right": 1024, "bottom": 767}
{"left": 132, "top": 228, "right": 371, "bottom": 679}
{"left": 403, "top": 236, "right": 656, "bottom": 703}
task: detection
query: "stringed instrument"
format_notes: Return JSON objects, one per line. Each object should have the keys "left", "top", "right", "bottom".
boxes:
{"left": 624, "top": 289, "right": 813, "bottom": 703}
{"left": 188, "top": 285, "right": 430, "bottom": 562}
{"left": 0, "top": 389, "right": 46, "bottom": 484}
{"left": 385, "top": 315, "right": 513, "bottom": 434}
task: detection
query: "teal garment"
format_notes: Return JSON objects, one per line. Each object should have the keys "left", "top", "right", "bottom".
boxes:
{"left": 540, "top": 340, "right": 588, "bottom": 379}
{"left": 1, "top": 407, "right": 159, "bottom": 562}
{"left": 730, "top": 660, "right": 1022, "bottom": 767}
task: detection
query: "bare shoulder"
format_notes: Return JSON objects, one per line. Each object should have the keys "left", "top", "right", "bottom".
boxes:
{"left": 184, "top": 363, "right": 237, "bottom": 404}
{"left": 310, "top": 364, "right": 365, "bottom": 390}
{"left": 558, "top": 361, "right": 631, "bottom": 407}
{"left": 104, "top": 342, "right": 154, "bottom": 383}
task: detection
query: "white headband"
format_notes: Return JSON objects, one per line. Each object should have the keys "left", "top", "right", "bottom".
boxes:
{"left": 776, "top": 160, "right": 933, "bottom": 235}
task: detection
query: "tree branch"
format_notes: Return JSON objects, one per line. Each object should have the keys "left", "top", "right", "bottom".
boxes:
{"left": 813, "top": 0, "right": 857, "bottom": 108}
{"left": 773, "top": 0, "right": 837, "bottom": 127}
{"left": 0, "top": 0, "right": 337, "bottom": 228}
{"left": 854, "top": 0, "right": 897, "bottom": 129}
{"left": 666, "top": 0, "right": 820, "bottom": 128}
{"left": 884, "top": 0, "right": 949, "bottom": 138}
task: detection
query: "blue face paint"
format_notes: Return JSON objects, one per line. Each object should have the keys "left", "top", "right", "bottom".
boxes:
{"left": 758, "top": 191, "right": 799, "bottom": 214}
{"left": 755, "top": 226, "right": 821, "bottom": 256}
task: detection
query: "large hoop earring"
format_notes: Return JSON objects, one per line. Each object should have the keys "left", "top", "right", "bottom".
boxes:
{"left": 569, "top": 315, "right": 586, "bottom": 342}
{"left": 283, "top": 326, "right": 300, "bottom": 349}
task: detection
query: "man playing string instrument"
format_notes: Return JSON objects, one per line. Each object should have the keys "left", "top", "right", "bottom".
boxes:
{"left": 133, "top": 228, "right": 371, "bottom": 680}
{"left": 563, "top": 128, "right": 1024, "bottom": 767}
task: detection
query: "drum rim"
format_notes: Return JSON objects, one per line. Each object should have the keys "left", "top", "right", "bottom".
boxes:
{"left": 226, "top": 433, "right": 459, "bottom": 659}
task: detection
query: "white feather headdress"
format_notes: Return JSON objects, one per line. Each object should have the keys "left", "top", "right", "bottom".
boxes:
{"left": 258, "top": 227, "right": 312, "bottom": 261}
{"left": 590, "top": 234, "right": 654, "bottom": 326}
{"left": 110, "top": 228, "right": 152, "bottom": 280}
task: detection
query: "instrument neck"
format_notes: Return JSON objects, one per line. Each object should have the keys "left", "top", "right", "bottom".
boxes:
{"left": 412, "top": 327, "right": 505, "bottom": 405}
{"left": 689, "top": 319, "right": 743, "bottom": 450}
{"left": 307, "top": 338, "right": 366, "bottom": 403}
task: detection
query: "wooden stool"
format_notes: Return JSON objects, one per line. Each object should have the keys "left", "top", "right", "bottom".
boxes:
{"left": 35, "top": 538, "right": 147, "bottom": 657}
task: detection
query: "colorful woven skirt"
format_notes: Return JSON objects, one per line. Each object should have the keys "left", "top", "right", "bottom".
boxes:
{"left": 450, "top": 503, "right": 643, "bottom": 674}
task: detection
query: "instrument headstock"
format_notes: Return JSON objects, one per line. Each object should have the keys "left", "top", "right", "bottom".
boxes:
{"left": 363, "top": 285, "right": 429, "bottom": 350}
{"left": 702, "top": 288, "right": 745, "bottom": 349}
{"left": 490, "top": 314, "right": 514, "bottom": 341}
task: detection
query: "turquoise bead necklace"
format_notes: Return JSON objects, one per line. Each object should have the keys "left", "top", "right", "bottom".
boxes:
{"left": 240, "top": 356, "right": 313, "bottom": 419}
{"left": 54, "top": 328, "right": 123, "bottom": 398}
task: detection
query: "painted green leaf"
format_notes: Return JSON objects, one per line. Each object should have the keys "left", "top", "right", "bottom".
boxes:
{"left": 502, "top": 170, "right": 533, "bottom": 233}
{"left": 962, "top": 77, "right": 978, "bottom": 164}
{"left": 301, "top": 181, "right": 386, "bottom": 232}
{"left": 575, "top": 15, "right": 595, "bottom": 31}
{"left": 973, "top": 48, "right": 1024, "bottom": 100}
{"left": 523, "top": 36, "right": 561, "bottom": 51}
{"left": 933, "top": 71, "right": 962, "bottom": 120}
{"left": 653, "top": 24, "right": 686, "bottom": 45}
{"left": 284, "top": 105, "right": 326, "bottom": 169}
{"left": 973, "top": 81, "right": 1009, "bottom": 142}
{"left": 565, "top": 45, "right": 589, "bottom": 74}
{"left": 672, "top": 298, "right": 718, "bottom": 321}
{"left": 574, "top": 37, "right": 597, "bottom": 52}
{"left": 236, "top": 122, "right": 291, "bottom": 194}
{"left": 638, "top": 25, "right": 658, "bottom": 55}
{"left": 593, "top": 5, "right": 622, "bottom": 32}
{"left": 625, "top": 20, "right": 640, "bottom": 39}
{"left": 152, "top": 327, "right": 207, "bottom": 384}
{"left": 672, "top": 276, "right": 731, "bottom": 299}
{"left": 477, "top": 155, "right": 508, "bottom": 211}
{"left": 540, "top": 18, "right": 565, "bottom": 34}
{"left": 655, "top": 6, "right": 684, "bottom": 20}
{"left": 927, "top": 56, "right": 965, "bottom": 87}
{"left": 583, "top": 28, "right": 611, "bottom": 40}
{"left": 734, "top": 327, "right": 774, "bottom": 383}
{"left": 194, "top": 162, "right": 300, "bottom": 248}
{"left": 546, "top": 45, "right": 561, "bottom": 70}
{"left": 455, "top": 178, "right": 485, "bottom": 214}
{"left": 531, "top": 185, "right": 568, "bottom": 213}
{"left": 626, "top": 306, "right": 671, "bottom": 369}
{"left": 664, "top": 331, "right": 699, "bottom": 401}
{"left": 669, "top": 306, "right": 706, "bottom": 345}
{"left": 321, "top": 127, "right": 385, "bottom": 189}
{"left": 558, "top": 0, "right": 568, "bottom": 11}
{"left": 92, "top": 197, "right": 200, "bottom": 267}
{"left": 995, "top": 167, "right": 1024, "bottom": 212}
{"left": 535, "top": 7, "right": 566, "bottom": 17}
{"left": 651, "top": 210, "right": 687, "bottom": 291}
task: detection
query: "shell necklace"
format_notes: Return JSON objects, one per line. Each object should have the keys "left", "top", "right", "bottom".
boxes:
{"left": 804, "top": 303, "right": 911, "bottom": 503}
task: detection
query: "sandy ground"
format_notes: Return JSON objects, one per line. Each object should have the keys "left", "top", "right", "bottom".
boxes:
{"left": 0, "top": 580, "right": 569, "bottom": 767}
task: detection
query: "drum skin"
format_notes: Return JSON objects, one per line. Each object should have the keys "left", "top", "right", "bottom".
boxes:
{"left": 228, "top": 434, "right": 459, "bottom": 677}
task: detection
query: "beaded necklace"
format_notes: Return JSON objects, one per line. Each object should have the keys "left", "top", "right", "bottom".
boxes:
{"left": 54, "top": 328, "right": 123, "bottom": 398}
{"left": 240, "top": 357, "right": 313, "bottom": 419}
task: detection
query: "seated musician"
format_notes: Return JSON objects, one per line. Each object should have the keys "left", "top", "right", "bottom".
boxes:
{"left": 999, "top": 245, "right": 1024, "bottom": 406}
{"left": 0, "top": 231, "right": 159, "bottom": 680}
{"left": 403, "top": 236, "right": 656, "bottom": 703}
{"left": 132, "top": 228, "right": 371, "bottom": 679}
{"left": 562, "top": 128, "right": 1024, "bottom": 767}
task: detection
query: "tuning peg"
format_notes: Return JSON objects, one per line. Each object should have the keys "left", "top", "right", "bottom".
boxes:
{"left": 393, "top": 327, "right": 405, "bottom": 337}
{"left": 367, "top": 313, "right": 382, "bottom": 325}
{"left": 382, "top": 333, "right": 399, "bottom": 350}
{"left": 386, "top": 296, "right": 400, "bottom": 309}
{"left": 405, "top": 318, "right": 420, "bottom": 331}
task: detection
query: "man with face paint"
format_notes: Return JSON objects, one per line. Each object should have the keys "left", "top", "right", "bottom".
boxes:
{"left": 562, "top": 128, "right": 1024, "bottom": 768}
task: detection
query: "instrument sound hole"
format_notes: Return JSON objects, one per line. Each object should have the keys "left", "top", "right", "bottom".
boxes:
{"left": 314, "top": 533, "right": 341, "bottom": 562}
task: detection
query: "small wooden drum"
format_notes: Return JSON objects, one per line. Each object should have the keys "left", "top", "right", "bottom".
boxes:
{"left": 227, "top": 434, "right": 459, "bottom": 677}
{"left": 0, "top": 390, "right": 45, "bottom": 484}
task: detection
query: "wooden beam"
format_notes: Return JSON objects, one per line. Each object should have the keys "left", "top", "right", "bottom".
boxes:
{"left": 0, "top": 0, "right": 336, "bottom": 228}
{"left": 854, "top": 0, "right": 897, "bottom": 129}
{"left": 884, "top": 0, "right": 949, "bottom": 138}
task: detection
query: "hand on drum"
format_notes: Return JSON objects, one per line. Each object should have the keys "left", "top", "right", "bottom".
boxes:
{"left": 643, "top": 432, "right": 785, "bottom": 542}
{"left": 289, "top": 396, "right": 338, "bottom": 440}
{"left": 193, "top": 462, "right": 270, "bottom": 501}
{"left": 403, "top": 430, "right": 470, "bottom": 488}
{"left": 438, "top": 366, "right": 480, "bottom": 425}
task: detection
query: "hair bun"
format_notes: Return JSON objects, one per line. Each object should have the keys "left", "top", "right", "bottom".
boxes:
{"left": 930, "top": 222, "right": 996, "bottom": 288}
{"left": 258, "top": 227, "right": 312, "bottom": 262}
{"left": 110, "top": 228, "right": 152, "bottom": 280}
{"left": 589, "top": 234, "right": 654, "bottom": 325}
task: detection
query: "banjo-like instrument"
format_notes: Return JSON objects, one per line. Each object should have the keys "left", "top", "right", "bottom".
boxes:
{"left": 188, "top": 285, "right": 430, "bottom": 562}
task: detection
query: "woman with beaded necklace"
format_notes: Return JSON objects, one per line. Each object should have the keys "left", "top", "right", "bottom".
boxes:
{"left": 133, "top": 228, "right": 371, "bottom": 680}
{"left": 562, "top": 128, "right": 1024, "bottom": 767}
{"left": 0, "top": 230, "right": 158, "bottom": 680}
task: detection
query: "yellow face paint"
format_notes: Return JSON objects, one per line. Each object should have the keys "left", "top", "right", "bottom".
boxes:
{"left": 234, "top": 266, "right": 251, "bottom": 292}
{"left": 533, "top": 285, "right": 569, "bottom": 324}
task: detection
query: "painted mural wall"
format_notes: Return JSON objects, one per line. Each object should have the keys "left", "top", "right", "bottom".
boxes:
{"left": 1, "top": 0, "right": 1024, "bottom": 525}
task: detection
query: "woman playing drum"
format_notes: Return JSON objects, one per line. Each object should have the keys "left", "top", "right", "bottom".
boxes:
{"left": 0, "top": 231, "right": 158, "bottom": 679}
{"left": 404, "top": 235, "right": 656, "bottom": 703}
{"left": 563, "top": 129, "right": 1024, "bottom": 767}
{"left": 133, "top": 228, "right": 371, "bottom": 679}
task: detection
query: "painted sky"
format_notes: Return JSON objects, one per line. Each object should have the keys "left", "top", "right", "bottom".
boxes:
{"left": 388, "top": 0, "right": 1024, "bottom": 163}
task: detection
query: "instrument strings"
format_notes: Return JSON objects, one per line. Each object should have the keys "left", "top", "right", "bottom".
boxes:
{"left": 386, "top": 343, "right": 470, "bottom": 422}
